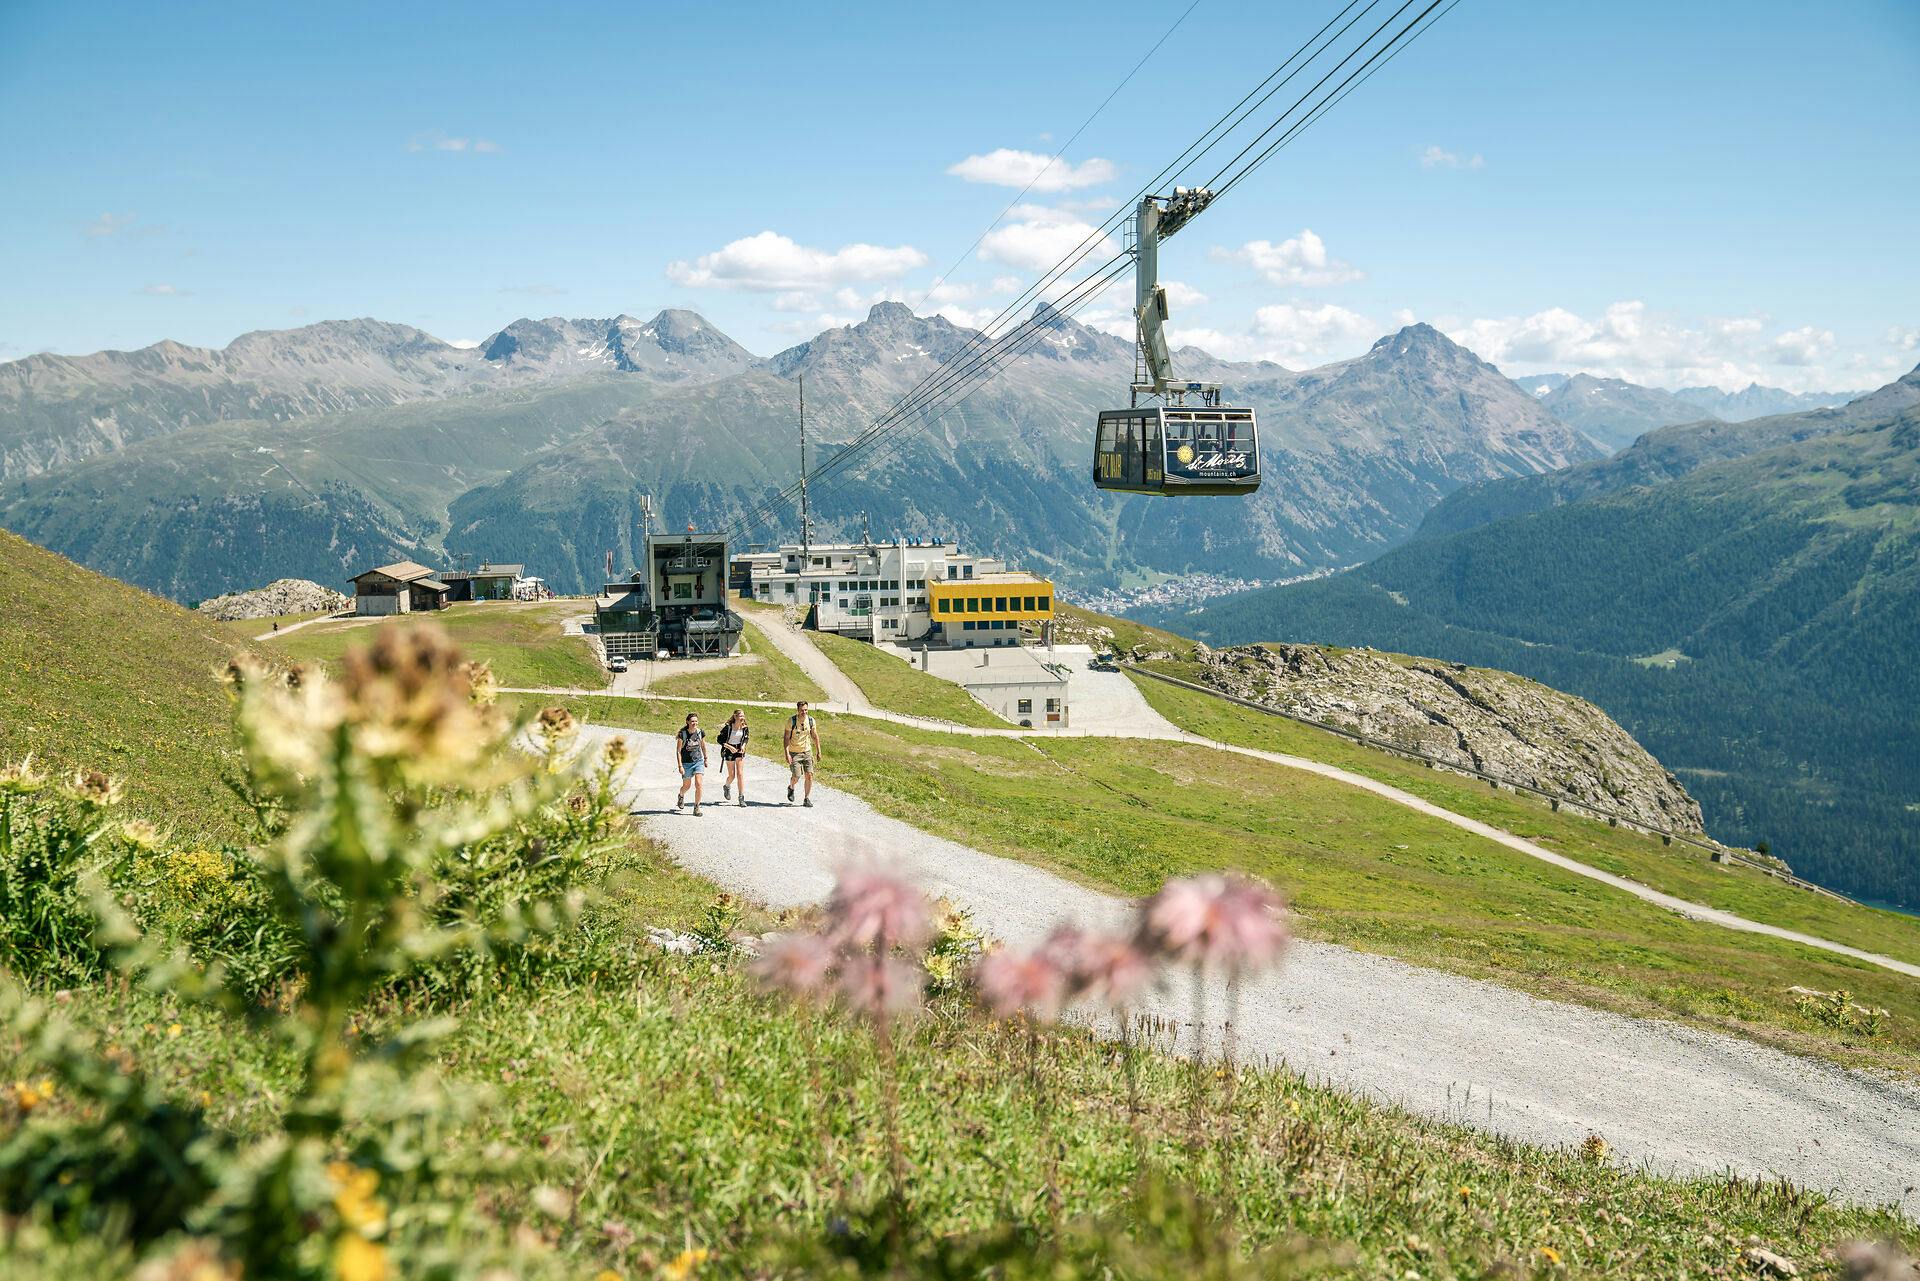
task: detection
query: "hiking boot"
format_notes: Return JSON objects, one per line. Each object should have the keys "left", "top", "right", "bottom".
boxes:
{"left": 737, "top": 794, "right": 747, "bottom": 807}
{"left": 693, "top": 803, "right": 703, "bottom": 817}
{"left": 803, "top": 797, "right": 813, "bottom": 808}
{"left": 675, "top": 798, "right": 684, "bottom": 812}
{"left": 723, "top": 784, "right": 731, "bottom": 800}
{"left": 787, "top": 785, "right": 795, "bottom": 803}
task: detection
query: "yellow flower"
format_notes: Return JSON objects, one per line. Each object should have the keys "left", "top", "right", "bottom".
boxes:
{"left": 8, "top": 1078, "right": 54, "bottom": 1111}
{"left": 329, "top": 1162, "right": 389, "bottom": 1235}
{"left": 1538, "top": 1245, "right": 1563, "bottom": 1266}
{"left": 594, "top": 1272, "right": 623, "bottom": 1281}
{"left": 1456, "top": 1184, "right": 1472, "bottom": 1201}
{"left": 662, "top": 1248, "right": 710, "bottom": 1281}
{"left": 167, "top": 1023, "right": 184, "bottom": 1038}
{"left": 333, "top": 1234, "right": 389, "bottom": 1281}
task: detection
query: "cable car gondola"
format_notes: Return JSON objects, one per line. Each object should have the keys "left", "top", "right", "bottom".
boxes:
{"left": 1093, "top": 189, "right": 1260, "bottom": 497}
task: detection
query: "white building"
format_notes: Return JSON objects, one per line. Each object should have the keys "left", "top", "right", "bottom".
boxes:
{"left": 912, "top": 645, "right": 1072, "bottom": 727}
{"left": 733, "top": 539, "right": 1055, "bottom": 649}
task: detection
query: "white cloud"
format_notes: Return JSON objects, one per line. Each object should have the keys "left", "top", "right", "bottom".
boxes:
{"left": 666, "top": 231, "right": 927, "bottom": 294}
{"left": 1212, "top": 230, "right": 1363, "bottom": 287}
{"left": 1162, "top": 280, "right": 1209, "bottom": 309}
{"left": 134, "top": 283, "right": 189, "bottom": 297}
{"left": 1886, "top": 324, "right": 1920, "bottom": 352}
{"left": 979, "top": 215, "right": 1118, "bottom": 273}
{"left": 947, "top": 148, "right": 1117, "bottom": 192}
{"left": 445, "top": 338, "right": 482, "bottom": 349}
{"left": 407, "top": 133, "right": 501, "bottom": 154}
{"left": 1419, "top": 145, "right": 1485, "bottom": 170}
{"left": 1769, "top": 325, "right": 1835, "bottom": 366}
{"left": 85, "top": 212, "right": 136, "bottom": 238}
{"left": 1164, "top": 303, "right": 1378, "bottom": 368}
{"left": 1444, "top": 301, "right": 1863, "bottom": 392}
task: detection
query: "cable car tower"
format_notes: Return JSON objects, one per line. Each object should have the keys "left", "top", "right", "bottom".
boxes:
{"left": 1094, "top": 189, "right": 1260, "bottom": 496}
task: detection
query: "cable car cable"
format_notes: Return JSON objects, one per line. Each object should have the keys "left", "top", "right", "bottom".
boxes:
{"left": 719, "top": 0, "right": 1459, "bottom": 541}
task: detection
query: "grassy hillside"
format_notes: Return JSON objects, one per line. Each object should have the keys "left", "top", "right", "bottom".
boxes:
{"left": 537, "top": 694, "right": 1920, "bottom": 1076}
{"left": 809, "top": 630, "right": 1009, "bottom": 726}
{"left": 17, "top": 837, "right": 1908, "bottom": 1278}
{"left": 1166, "top": 408, "right": 1920, "bottom": 910}
{"left": 0, "top": 528, "right": 250, "bottom": 840}
{"left": 264, "top": 600, "right": 606, "bottom": 690}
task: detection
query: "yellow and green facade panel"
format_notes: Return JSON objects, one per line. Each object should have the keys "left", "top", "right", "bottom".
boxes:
{"left": 926, "top": 575, "right": 1055, "bottom": 624}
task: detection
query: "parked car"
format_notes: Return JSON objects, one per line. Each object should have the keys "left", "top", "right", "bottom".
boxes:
{"left": 606, "top": 656, "right": 629, "bottom": 673}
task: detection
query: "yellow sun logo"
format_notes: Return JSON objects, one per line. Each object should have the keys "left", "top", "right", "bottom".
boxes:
{"left": 1176, "top": 444, "right": 1195, "bottom": 464}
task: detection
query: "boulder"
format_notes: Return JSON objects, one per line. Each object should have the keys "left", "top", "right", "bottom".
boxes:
{"left": 1192, "top": 642, "right": 1707, "bottom": 835}
{"left": 195, "top": 578, "right": 350, "bottom": 621}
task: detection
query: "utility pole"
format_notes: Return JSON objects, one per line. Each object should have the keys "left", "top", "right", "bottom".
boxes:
{"left": 797, "top": 376, "right": 812, "bottom": 556}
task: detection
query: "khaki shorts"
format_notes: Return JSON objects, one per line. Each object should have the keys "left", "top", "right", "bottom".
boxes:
{"left": 788, "top": 753, "right": 814, "bottom": 777}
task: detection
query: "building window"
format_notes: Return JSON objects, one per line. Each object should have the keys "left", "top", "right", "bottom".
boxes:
{"left": 784, "top": 584, "right": 796, "bottom": 596}
{"left": 947, "top": 566, "right": 957, "bottom": 580}
{"left": 1038, "top": 595, "right": 1051, "bottom": 611}
{"left": 963, "top": 565, "right": 974, "bottom": 578}
{"left": 1017, "top": 699, "right": 1033, "bottom": 714}
{"left": 1023, "top": 595, "right": 1035, "bottom": 611}
{"left": 1046, "top": 698, "right": 1060, "bottom": 712}
{"left": 994, "top": 596, "right": 1007, "bottom": 611}
{"left": 962, "top": 621, "right": 975, "bottom": 631}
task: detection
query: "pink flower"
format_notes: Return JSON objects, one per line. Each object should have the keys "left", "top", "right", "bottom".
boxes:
{"left": 1061, "top": 930, "right": 1155, "bottom": 1007}
{"left": 825, "top": 868, "right": 931, "bottom": 952}
{"left": 839, "top": 955, "right": 925, "bottom": 1017}
{"left": 975, "top": 943, "right": 1071, "bottom": 1021}
{"left": 1137, "top": 874, "right": 1290, "bottom": 971}
{"left": 750, "top": 932, "right": 838, "bottom": 997}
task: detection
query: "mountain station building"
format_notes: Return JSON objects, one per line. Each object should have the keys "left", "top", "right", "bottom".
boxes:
{"left": 440, "top": 562, "right": 525, "bottom": 602}
{"left": 348, "top": 560, "right": 450, "bottom": 616}
{"left": 731, "top": 539, "right": 1053, "bottom": 649}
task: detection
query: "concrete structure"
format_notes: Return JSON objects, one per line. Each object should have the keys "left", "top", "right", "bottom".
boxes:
{"left": 912, "top": 644, "right": 1071, "bottom": 727}
{"left": 440, "top": 563, "right": 524, "bottom": 602}
{"left": 348, "top": 561, "right": 448, "bottom": 616}
{"left": 733, "top": 539, "right": 1053, "bottom": 648}
{"left": 596, "top": 530, "right": 743, "bottom": 661}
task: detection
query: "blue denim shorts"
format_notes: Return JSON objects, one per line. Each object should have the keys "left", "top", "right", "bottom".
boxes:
{"left": 680, "top": 759, "right": 705, "bottom": 779}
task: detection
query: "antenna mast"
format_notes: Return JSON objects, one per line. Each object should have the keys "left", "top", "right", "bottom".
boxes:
{"left": 798, "top": 376, "right": 812, "bottom": 555}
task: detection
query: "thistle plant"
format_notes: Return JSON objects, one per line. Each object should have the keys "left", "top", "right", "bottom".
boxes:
{"left": 2, "top": 625, "right": 624, "bottom": 1280}
{"left": 1135, "top": 873, "right": 1289, "bottom": 1197}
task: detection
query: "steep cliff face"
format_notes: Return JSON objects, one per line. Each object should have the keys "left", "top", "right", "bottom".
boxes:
{"left": 1187, "top": 642, "right": 1706, "bottom": 835}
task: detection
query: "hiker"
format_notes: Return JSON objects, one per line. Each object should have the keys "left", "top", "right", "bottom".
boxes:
{"left": 784, "top": 699, "right": 822, "bottom": 807}
{"left": 718, "top": 709, "right": 751, "bottom": 806}
{"left": 674, "top": 712, "right": 709, "bottom": 816}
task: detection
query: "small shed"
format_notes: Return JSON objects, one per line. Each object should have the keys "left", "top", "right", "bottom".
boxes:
{"left": 441, "top": 562, "right": 524, "bottom": 603}
{"left": 349, "top": 561, "right": 449, "bottom": 616}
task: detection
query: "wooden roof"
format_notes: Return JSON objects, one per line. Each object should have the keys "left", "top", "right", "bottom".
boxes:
{"left": 350, "top": 560, "right": 438, "bottom": 584}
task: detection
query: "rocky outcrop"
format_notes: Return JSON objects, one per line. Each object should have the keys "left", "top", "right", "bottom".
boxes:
{"left": 1192, "top": 643, "right": 1706, "bottom": 835}
{"left": 195, "top": 578, "right": 349, "bottom": 621}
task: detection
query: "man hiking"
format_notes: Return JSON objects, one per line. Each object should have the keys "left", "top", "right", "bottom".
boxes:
{"left": 783, "top": 699, "right": 822, "bottom": 807}
{"left": 674, "top": 712, "right": 709, "bottom": 816}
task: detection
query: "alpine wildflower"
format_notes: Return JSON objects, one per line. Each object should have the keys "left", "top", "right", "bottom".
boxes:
{"left": 824, "top": 867, "right": 930, "bottom": 952}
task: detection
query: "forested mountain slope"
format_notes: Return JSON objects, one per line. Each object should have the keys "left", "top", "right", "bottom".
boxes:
{"left": 1419, "top": 366, "right": 1920, "bottom": 538}
{"left": 1150, "top": 370, "right": 1920, "bottom": 908}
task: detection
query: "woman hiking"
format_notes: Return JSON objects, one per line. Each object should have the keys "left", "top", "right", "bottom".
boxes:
{"left": 673, "top": 712, "right": 709, "bottom": 816}
{"left": 718, "top": 709, "right": 751, "bottom": 806}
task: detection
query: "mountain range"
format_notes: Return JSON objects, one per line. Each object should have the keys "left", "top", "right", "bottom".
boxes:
{"left": 1148, "top": 363, "right": 1920, "bottom": 908}
{"left": 0, "top": 305, "right": 1606, "bottom": 601}
{"left": 1516, "top": 372, "right": 1857, "bottom": 450}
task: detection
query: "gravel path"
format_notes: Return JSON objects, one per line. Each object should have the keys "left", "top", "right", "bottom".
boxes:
{"left": 592, "top": 725, "right": 1920, "bottom": 1212}
{"left": 510, "top": 641, "right": 1920, "bottom": 979}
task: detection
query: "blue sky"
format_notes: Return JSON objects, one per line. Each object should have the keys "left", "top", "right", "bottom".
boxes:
{"left": 2, "top": 0, "right": 1915, "bottom": 391}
